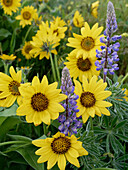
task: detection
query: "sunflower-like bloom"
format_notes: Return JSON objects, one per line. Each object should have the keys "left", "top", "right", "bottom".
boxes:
{"left": 16, "top": 6, "right": 38, "bottom": 28}
{"left": 0, "top": 66, "right": 22, "bottom": 107}
{"left": 0, "top": 0, "right": 21, "bottom": 15}
{"left": 32, "top": 132, "right": 88, "bottom": 170}
{"left": 0, "top": 54, "right": 16, "bottom": 61}
{"left": 53, "top": 16, "right": 66, "bottom": 27}
{"left": 22, "top": 41, "right": 34, "bottom": 60}
{"left": 74, "top": 75, "right": 112, "bottom": 123}
{"left": 91, "top": 1, "right": 99, "bottom": 18}
{"left": 17, "top": 76, "right": 67, "bottom": 125}
{"left": 73, "top": 11, "right": 84, "bottom": 28}
{"left": 67, "top": 22, "right": 103, "bottom": 59}
{"left": 30, "top": 24, "right": 60, "bottom": 60}
{"left": 65, "top": 51, "right": 99, "bottom": 81}
{"left": 122, "top": 88, "right": 128, "bottom": 102}
{"left": 50, "top": 21, "right": 67, "bottom": 40}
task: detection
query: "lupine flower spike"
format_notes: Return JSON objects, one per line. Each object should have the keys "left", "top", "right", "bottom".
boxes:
{"left": 95, "top": 1, "right": 121, "bottom": 82}
{"left": 58, "top": 67, "right": 82, "bottom": 135}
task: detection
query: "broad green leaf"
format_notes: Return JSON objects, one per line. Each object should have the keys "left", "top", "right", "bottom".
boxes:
{"left": 0, "top": 116, "right": 21, "bottom": 142}
{"left": 16, "top": 145, "right": 44, "bottom": 170}
{"left": 0, "top": 104, "right": 18, "bottom": 117}
{"left": 0, "top": 117, "right": 7, "bottom": 126}
{"left": 7, "top": 134, "right": 32, "bottom": 142}
{"left": 0, "top": 28, "right": 11, "bottom": 40}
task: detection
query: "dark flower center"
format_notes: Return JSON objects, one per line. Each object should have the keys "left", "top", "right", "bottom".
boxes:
{"left": 77, "top": 58, "right": 91, "bottom": 71}
{"left": 80, "top": 91, "right": 96, "bottom": 107}
{"left": 51, "top": 136, "right": 71, "bottom": 154}
{"left": 23, "top": 11, "right": 31, "bottom": 20}
{"left": 42, "top": 42, "right": 49, "bottom": 53}
{"left": 31, "top": 93, "right": 49, "bottom": 112}
{"left": 25, "top": 45, "right": 33, "bottom": 54}
{"left": 3, "top": 0, "right": 12, "bottom": 7}
{"left": 81, "top": 37, "right": 95, "bottom": 51}
{"left": 53, "top": 29, "right": 59, "bottom": 36}
{"left": 8, "top": 81, "right": 20, "bottom": 96}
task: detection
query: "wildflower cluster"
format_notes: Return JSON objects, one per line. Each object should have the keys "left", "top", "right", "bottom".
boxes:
{"left": 95, "top": 1, "right": 121, "bottom": 80}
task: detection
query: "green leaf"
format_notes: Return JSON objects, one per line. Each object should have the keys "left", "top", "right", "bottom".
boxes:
{"left": 106, "top": 135, "right": 110, "bottom": 153}
{"left": 115, "top": 134, "right": 128, "bottom": 142}
{"left": 116, "top": 154, "right": 128, "bottom": 162}
{"left": 0, "top": 104, "right": 18, "bottom": 117}
{"left": 0, "top": 117, "right": 7, "bottom": 126}
{"left": 0, "top": 116, "right": 21, "bottom": 142}
{"left": 111, "top": 116, "right": 118, "bottom": 128}
{"left": 114, "top": 120, "right": 127, "bottom": 129}
{"left": 92, "top": 168, "right": 116, "bottom": 170}
{"left": 109, "top": 135, "right": 118, "bottom": 153}
{"left": 0, "top": 29, "right": 11, "bottom": 40}
{"left": 114, "top": 136, "right": 124, "bottom": 153}
{"left": 7, "top": 134, "right": 32, "bottom": 142}
{"left": 16, "top": 145, "right": 44, "bottom": 170}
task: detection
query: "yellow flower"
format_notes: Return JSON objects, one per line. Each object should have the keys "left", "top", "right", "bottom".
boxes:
{"left": 73, "top": 11, "right": 84, "bottom": 28}
{"left": 53, "top": 16, "right": 66, "bottom": 27}
{"left": 32, "top": 132, "right": 88, "bottom": 170}
{"left": 0, "top": 54, "right": 16, "bottom": 61}
{"left": 22, "top": 41, "right": 34, "bottom": 60}
{"left": 67, "top": 22, "right": 103, "bottom": 59}
{"left": 122, "top": 88, "right": 128, "bottom": 101}
{"left": 50, "top": 22, "right": 67, "bottom": 40}
{"left": 34, "top": 15, "right": 42, "bottom": 26}
{"left": 0, "top": 0, "right": 21, "bottom": 15}
{"left": 74, "top": 76, "right": 112, "bottom": 123}
{"left": 17, "top": 76, "right": 67, "bottom": 125}
{"left": 30, "top": 24, "right": 60, "bottom": 60}
{"left": 16, "top": 6, "right": 38, "bottom": 28}
{"left": 0, "top": 66, "right": 22, "bottom": 107}
{"left": 65, "top": 51, "right": 99, "bottom": 81}
{"left": 91, "top": 1, "right": 99, "bottom": 18}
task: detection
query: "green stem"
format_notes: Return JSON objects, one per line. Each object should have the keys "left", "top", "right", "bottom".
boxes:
{"left": 3, "top": 63, "right": 9, "bottom": 74}
{"left": 50, "top": 52, "right": 57, "bottom": 82}
{"left": 54, "top": 54, "right": 61, "bottom": 87}
{"left": 0, "top": 141, "right": 25, "bottom": 147}
{"left": 121, "top": 73, "right": 128, "bottom": 84}
{"left": 90, "top": 117, "right": 93, "bottom": 131}
{"left": 23, "top": 25, "right": 33, "bottom": 45}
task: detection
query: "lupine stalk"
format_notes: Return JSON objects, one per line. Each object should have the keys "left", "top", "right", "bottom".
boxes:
{"left": 58, "top": 67, "right": 82, "bottom": 135}
{"left": 95, "top": 1, "right": 121, "bottom": 82}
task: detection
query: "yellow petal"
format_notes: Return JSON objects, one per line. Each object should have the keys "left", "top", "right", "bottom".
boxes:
{"left": 78, "top": 148, "right": 88, "bottom": 156}
{"left": 40, "top": 110, "right": 50, "bottom": 125}
{"left": 82, "top": 112, "right": 90, "bottom": 123}
{"left": 58, "top": 154, "right": 66, "bottom": 170}
{"left": 87, "top": 107, "right": 95, "bottom": 117}
{"left": 99, "top": 107, "right": 111, "bottom": 116}
{"left": 32, "top": 139, "right": 46, "bottom": 147}
{"left": 65, "top": 152, "right": 80, "bottom": 168}
{"left": 47, "top": 152, "right": 58, "bottom": 169}
{"left": 95, "top": 101, "right": 112, "bottom": 107}
{"left": 32, "top": 76, "right": 40, "bottom": 87}
{"left": 74, "top": 79, "right": 82, "bottom": 95}
{"left": 68, "top": 148, "right": 79, "bottom": 158}
{"left": 95, "top": 91, "right": 112, "bottom": 100}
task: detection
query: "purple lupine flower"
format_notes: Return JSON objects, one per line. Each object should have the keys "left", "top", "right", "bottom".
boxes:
{"left": 58, "top": 67, "right": 82, "bottom": 136}
{"left": 95, "top": 1, "right": 121, "bottom": 82}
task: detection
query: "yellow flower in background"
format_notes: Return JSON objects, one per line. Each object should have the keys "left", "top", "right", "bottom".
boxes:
{"left": 50, "top": 22, "right": 67, "bottom": 40}
{"left": 73, "top": 11, "right": 84, "bottom": 28}
{"left": 122, "top": 88, "right": 128, "bottom": 101}
{"left": 17, "top": 76, "right": 67, "bottom": 126}
{"left": 0, "top": 0, "right": 21, "bottom": 15}
{"left": 22, "top": 41, "right": 34, "bottom": 60}
{"left": 74, "top": 76, "right": 112, "bottom": 123}
{"left": 65, "top": 51, "right": 99, "bottom": 81}
{"left": 32, "top": 132, "right": 88, "bottom": 170}
{"left": 67, "top": 22, "right": 103, "bottom": 59}
{"left": 0, "top": 54, "right": 16, "bottom": 61}
{"left": 53, "top": 16, "right": 66, "bottom": 27}
{"left": 91, "top": 1, "right": 99, "bottom": 18}
{"left": 16, "top": 6, "right": 38, "bottom": 28}
{"left": 34, "top": 15, "right": 42, "bottom": 26}
{"left": 0, "top": 66, "right": 22, "bottom": 107}
{"left": 30, "top": 24, "right": 60, "bottom": 60}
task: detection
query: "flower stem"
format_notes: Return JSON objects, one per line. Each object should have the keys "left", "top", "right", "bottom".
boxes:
{"left": 3, "top": 63, "right": 9, "bottom": 74}
{"left": 54, "top": 54, "right": 61, "bottom": 87}
{"left": 23, "top": 25, "right": 33, "bottom": 45}
{"left": 50, "top": 52, "right": 57, "bottom": 82}
{"left": 90, "top": 117, "right": 93, "bottom": 131}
